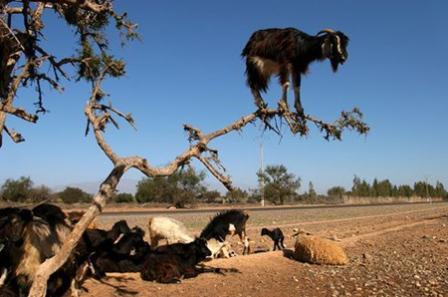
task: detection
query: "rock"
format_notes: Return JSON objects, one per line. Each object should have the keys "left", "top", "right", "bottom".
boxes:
{"left": 362, "top": 253, "right": 373, "bottom": 261}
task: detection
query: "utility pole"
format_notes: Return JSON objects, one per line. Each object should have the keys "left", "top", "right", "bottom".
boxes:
{"left": 260, "top": 140, "right": 265, "bottom": 207}
{"left": 425, "top": 176, "right": 432, "bottom": 204}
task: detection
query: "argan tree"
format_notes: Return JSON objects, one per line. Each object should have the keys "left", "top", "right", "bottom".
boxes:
{"left": 257, "top": 164, "right": 301, "bottom": 205}
{"left": 0, "top": 1, "right": 369, "bottom": 296}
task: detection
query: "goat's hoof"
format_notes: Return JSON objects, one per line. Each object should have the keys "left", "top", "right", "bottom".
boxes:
{"left": 256, "top": 101, "right": 268, "bottom": 110}
{"left": 278, "top": 100, "right": 289, "bottom": 112}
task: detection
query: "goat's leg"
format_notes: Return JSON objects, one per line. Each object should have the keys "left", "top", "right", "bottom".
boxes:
{"left": 288, "top": 71, "right": 308, "bottom": 135}
{"left": 280, "top": 238, "right": 286, "bottom": 249}
{"left": 277, "top": 68, "right": 290, "bottom": 112}
{"left": 251, "top": 88, "right": 267, "bottom": 110}
{"left": 239, "top": 232, "right": 249, "bottom": 255}
{"left": 291, "top": 72, "right": 304, "bottom": 117}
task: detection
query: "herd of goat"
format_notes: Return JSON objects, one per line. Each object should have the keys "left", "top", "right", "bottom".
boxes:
{"left": 0, "top": 26, "right": 351, "bottom": 296}
{"left": 0, "top": 203, "right": 286, "bottom": 297}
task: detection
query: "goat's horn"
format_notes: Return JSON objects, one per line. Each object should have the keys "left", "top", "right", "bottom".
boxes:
{"left": 317, "top": 28, "right": 336, "bottom": 35}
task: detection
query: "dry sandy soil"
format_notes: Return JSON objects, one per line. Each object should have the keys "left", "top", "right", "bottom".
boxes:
{"left": 82, "top": 203, "right": 448, "bottom": 297}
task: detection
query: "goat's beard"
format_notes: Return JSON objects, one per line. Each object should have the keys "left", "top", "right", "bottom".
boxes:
{"left": 330, "top": 58, "right": 340, "bottom": 72}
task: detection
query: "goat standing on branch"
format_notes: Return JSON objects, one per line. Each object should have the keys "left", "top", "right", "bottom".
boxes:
{"left": 241, "top": 27, "right": 349, "bottom": 129}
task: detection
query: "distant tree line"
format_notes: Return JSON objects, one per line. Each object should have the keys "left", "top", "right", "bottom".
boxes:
{"left": 0, "top": 177, "right": 93, "bottom": 204}
{"left": 327, "top": 175, "right": 448, "bottom": 199}
{"left": 1, "top": 169, "right": 447, "bottom": 206}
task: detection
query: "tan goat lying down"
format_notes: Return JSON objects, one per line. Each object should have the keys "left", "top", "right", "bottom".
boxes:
{"left": 293, "top": 232, "right": 348, "bottom": 265}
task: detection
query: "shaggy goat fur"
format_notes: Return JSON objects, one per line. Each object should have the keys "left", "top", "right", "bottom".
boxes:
{"left": 0, "top": 204, "right": 72, "bottom": 296}
{"left": 294, "top": 233, "right": 348, "bottom": 265}
{"left": 242, "top": 27, "right": 349, "bottom": 116}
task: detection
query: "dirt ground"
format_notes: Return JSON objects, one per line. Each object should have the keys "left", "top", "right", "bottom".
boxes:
{"left": 82, "top": 203, "right": 448, "bottom": 297}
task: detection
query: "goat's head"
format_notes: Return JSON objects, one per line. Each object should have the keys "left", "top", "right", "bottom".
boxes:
{"left": 0, "top": 208, "right": 32, "bottom": 243}
{"left": 194, "top": 237, "right": 212, "bottom": 261}
{"left": 260, "top": 228, "right": 269, "bottom": 236}
{"left": 317, "top": 29, "right": 349, "bottom": 72}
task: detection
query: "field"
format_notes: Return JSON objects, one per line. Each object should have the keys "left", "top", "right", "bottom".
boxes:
{"left": 83, "top": 202, "right": 448, "bottom": 297}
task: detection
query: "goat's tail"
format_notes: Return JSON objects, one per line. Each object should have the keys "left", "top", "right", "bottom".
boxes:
{"left": 245, "top": 59, "right": 269, "bottom": 93}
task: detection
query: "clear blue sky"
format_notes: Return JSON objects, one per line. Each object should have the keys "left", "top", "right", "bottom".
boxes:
{"left": 1, "top": 1, "right": 447, "bottom": 194}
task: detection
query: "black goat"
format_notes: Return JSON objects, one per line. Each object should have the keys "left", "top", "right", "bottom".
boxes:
{"left": 200, "top": 209, "right": 250, "bottom": 255}
{"left": 261, "top": 227, "right": 285, "bottom": 251}
{"left": 47, "top": 220, "right": 137, "bottom": 296}
{"left": 242, "top": 27, "right": 349, "bottom": 117}
{"left": 140, "top": 237, "right": 211, "bottom": 283}
{"left": 0, "top": 205, "right": 136, "bottom": 297}
{"left": 90, "top": 226, "right": 150, "bottom": 277}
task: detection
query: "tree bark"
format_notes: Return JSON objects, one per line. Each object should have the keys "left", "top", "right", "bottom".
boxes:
{"left": 27, "top": 165, "right": 125, "bottom": 297}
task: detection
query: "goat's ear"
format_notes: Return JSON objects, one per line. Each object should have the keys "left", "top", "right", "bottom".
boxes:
{"left": 321, "top": 36, "right": 333, "bottom": 58}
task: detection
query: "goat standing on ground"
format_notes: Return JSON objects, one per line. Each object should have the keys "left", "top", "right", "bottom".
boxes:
{"left": 200, "top": 209, "right": 250, "bottom": 255}
{"left": 241, "top": 28, "right": 349, "bottom": 117}
{"left": 147, "top": 216, "right": 194, "bottom": 247}
{"left": 261, "top": 227, "right": 286, "bottom": 251}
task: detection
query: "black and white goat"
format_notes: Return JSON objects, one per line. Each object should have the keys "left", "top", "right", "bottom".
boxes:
{"left": 242, "top": 28, "right": 349, "bottom": 116}
{"left": 261, "top": 227, "right": 286, "bottom": 251}
{"left": 200, "top": 209, "right": 250, "bottom": 255}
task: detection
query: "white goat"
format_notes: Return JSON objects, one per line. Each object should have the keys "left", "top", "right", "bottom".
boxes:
{"left": 205, "top": 239, "right": 236, "bottom": 259}
{"left": 147, "top": 217, "right": 194, "bottom": 247}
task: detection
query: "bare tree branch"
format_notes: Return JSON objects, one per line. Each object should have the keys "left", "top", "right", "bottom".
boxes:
{"left": 28, "top": 163, "right": 127, "bottom": 297}
{"left": 0, "top": 101, "right": 39, "bottom": 122}
{"left": 197, "top": 154, "right": 233, "bottom": 190}
{"left": 29, "top": 0, "right": 113, "bottom": 14}
{"left": 4, "top": 125, "right": 25, "bottom": 143}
